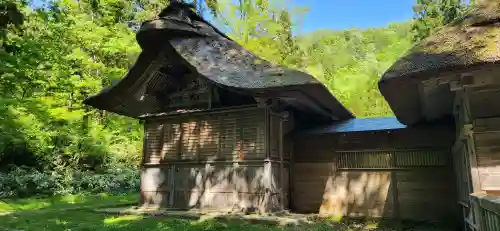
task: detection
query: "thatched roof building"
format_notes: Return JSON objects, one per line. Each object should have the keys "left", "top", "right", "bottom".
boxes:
{"left": 83, "top": 2, "right": 353, "bottom": 122}
{"left": 379, "top": 1, "right": 500, "bottom": 125}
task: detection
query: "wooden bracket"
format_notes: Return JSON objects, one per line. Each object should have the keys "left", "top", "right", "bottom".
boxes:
{"left": 450, "top": 73, "right": 500, "bottom": 91}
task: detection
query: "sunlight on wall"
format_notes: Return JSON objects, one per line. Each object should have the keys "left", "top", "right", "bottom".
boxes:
{"left": 320, "top": 171, "right": 391, "bottom": 218}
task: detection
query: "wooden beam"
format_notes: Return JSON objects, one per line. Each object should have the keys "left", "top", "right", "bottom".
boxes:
{"left": 466, "top": 128, "right": 483, "bottom": 194}
{"left": 450, "top": 73, "right": 500, "bottom": 92}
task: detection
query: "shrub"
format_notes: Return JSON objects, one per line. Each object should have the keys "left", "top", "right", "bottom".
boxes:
{"left": 0, "top": 166, "right": 139, "bottom": 198}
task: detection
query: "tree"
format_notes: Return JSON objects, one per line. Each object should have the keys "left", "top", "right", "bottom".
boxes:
{"left": 0, "top": 1, "right": 24, "bottom": 48}
{"left": 411, "top": 0, "right": 471, "bottom": 41}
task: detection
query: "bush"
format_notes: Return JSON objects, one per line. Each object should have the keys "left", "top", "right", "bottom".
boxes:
{"left": 0, "top": 166, "right": 139, "bottom": 198}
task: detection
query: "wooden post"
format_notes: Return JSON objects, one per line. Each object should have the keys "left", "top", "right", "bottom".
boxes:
{"left": 141, "top": 122, "right": 149, "bottom": 166}
{"left": 467, "top": 130, "right": 483, "bottom": 195}
{"left": 177, "top": 122, "right": 183, "bottom": 161}
{"left": 463, "top": 88, "right": 482, "bottom": 196}
{"left": 158, "top": 123, "right": 167, "bottom": 162}
{"left": 279, "top": 117, "right": 285, "bottom": 210}
{"left": 216, "top": 115, "right": 221, "bottom": 159}
{"left": 196, "top": 119, "right": 201, "bottom": 163}
{"left": 391, "top": 151, "right": 401, "bottom": 230}
{"left": 168, "top": 164, "right": 176, "bottom": 208}
{"left": 140, "top": 122, "right": 148, "bottom": 206}
{"left": 262, "top": 107, "right": 272, "bottom": 213}
{"left": 289, "top": 136, "right": 294, "bottom": 211}
{"left": 208, "top": 85, "right": 212, "bottom": 109}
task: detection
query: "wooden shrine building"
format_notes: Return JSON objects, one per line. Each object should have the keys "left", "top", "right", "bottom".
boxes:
{"left": 379, "top": 1, "right": 500, "bottom": 230}
{"left": 84, "top": 2, "right": 500, "bottom": 230}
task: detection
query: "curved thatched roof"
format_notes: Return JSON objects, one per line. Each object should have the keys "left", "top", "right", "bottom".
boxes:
{"left": 379, "top": 1, "right": 500, "bottom": 125}
{"left": 84, "top": 2, "right": 353, "bottom": 121}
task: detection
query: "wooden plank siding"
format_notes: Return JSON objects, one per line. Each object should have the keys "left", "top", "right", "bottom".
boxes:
{"left": 452, "top": 85, "right": 500, "bottom": 231}
{"left": 453, "top": 89, "right": 500, "bottom": 195}
{"left": 141, "top": 162, "right": 288, "bottom": 211}
{"left": 292, "top": 127, "right": 457, "bottom": 223}
{"left": 140, "top": 106, "right": 291, "bottom": 212}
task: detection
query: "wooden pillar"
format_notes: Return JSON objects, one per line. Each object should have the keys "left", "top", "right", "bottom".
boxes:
{"left": 262, "top": 107, "right": 272, "bottom": 213}
{"left": 140, "top": 122, "right": 149, "bottom": 206}
{"left": 289, "top": 137, "right": 294, "bottom": 211}
{"left": 391, "top": 151, "right": 401, "bottom": 230}
{"left": 279, "top": 117, "right": 285, "bottom": 210}
{"left": 168, "top": 164, "right": 176, "bottom": 207}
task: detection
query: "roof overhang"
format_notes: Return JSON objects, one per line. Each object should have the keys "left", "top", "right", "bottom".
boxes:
{"left": 378, "top": 2, "right": 500, "bottom": 125}
{"left": 83, "top": 2, "right": 353, "bottom": 121}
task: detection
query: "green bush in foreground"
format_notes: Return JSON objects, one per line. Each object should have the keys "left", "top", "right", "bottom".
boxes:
{"left": 0, "top": 166, "right": 139, "bottom": 198}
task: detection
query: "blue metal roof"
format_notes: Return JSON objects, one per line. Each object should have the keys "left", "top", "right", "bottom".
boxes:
{"left": 302, "top": 116, "right": 407, "bottom": 135}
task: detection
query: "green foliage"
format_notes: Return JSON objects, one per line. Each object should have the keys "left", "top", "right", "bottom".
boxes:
{"left": 215, "top": 1, "right": 412, "bottom": 117}
{"left": 0, "top": 166, "right": 139, "bottom": 198}
{"left": 217, "top": 0, "right": 308, "bottom": 69}
{"left": 0, "top": 0, "right": 143, "bottom": 172}
{"left": 0, "top": 0, "right": 434, "bottom": 199}
{"left": 296, "top": 23, "right": 413, "bottom": 117}
{"left": 411, "top": 0, "right": 472, "bottom": 41}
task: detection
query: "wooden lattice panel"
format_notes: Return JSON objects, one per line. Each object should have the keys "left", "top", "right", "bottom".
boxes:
{"left": 143, "top": 122, "right": 164, "bottom": 164}
{"left": 337, "top": 151, "right": 392, "bottom": 169}
{"left": 162, "top": 123, "right": 182, "bottom": 160}
{"left": 336, "top": 149, "right": 447, "bottom": 169}
{"left": 219, "top": 113, "right": 238, "bottom": 159}
{"left": 143, "top": 108, "right": 266, "bottom": 164}
{"left": 198, "top": 115, "right": 219, "bottom": 160}
{"left": 395, "top": 150, "right": 447, "bottom": 168}
{"left": 180, "top": 120, "right": 200, "bottom": 160}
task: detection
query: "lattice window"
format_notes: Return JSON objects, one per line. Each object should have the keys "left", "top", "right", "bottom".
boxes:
{"left": 337, "top": 151, "right": 392, "bottom": 169}
{"left": 336, "top": 149, "right": 447, "bottom": 169}
{"left": 143, "top": 108, "right": 266, "bottom": 163}
{"left": 395, "top": 150, "right": 447, "bottom": 167}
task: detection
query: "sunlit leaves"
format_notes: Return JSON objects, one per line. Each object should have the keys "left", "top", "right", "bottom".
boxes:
{"left": 412, "top": 0, "right": 471, "bottom": 41}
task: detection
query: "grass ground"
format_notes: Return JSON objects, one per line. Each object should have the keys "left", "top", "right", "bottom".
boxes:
{"left": 0, "top": 193, "right": 451, "bottom": 231}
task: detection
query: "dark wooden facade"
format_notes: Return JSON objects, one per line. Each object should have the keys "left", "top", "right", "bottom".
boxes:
{"left": 293, "top": 122, "right": 457, "bottom": 222}
{"left": 140, "top": 106, "right": 293, "bottom": 212}
{"left": 450, "top": 68, "right": 500, "bottom": 231}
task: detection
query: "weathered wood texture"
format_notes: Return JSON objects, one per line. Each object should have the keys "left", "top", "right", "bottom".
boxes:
{"left": 452, "top": 86, "right": 500, "bottom": 231}
{"left": 293, "top": 127, "right": 457, "bottom": 222}
{"left": 140, "top": 162, "right": 288, "bottom": 211}
{"left": 294, "top": 128, "right": 454, "bottom": 163}
{"left": 473, "top": 118, "right": 500, "bottom": 192}
{"left": 453, "top": 89, "right": 500, "bottom": 194}
{"left": 143, "top": 107, "right": 266, "bottom": 163}
{"left": 470, "top": 193, "right": 500, "bottom": 231}
{"left": 140, "top": 106, "right": 291, "bottom": 212}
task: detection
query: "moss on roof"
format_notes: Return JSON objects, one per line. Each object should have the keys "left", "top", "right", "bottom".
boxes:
{"left": 381, "top": 1, "right": 500, "bottom": 80}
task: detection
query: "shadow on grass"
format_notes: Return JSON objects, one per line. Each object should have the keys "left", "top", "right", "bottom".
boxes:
{"left": 0, "top": 193, "right": 454, "bottom": 231}
{"left": 0, "top": 210, "right": 454, "bottom": 231}
{"left": 0, "top": 192, "right": 139, "bottom": 214}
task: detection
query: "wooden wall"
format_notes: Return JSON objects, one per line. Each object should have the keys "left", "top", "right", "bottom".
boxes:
{"left": 140, "top": 162, "right": 288, "bottom": 211}
{"left": 452, "top": 86, "right": 500, "bottom": 231}
{"left": 292, "top": 127, "right": 457, "bottom": 222}
{"left": 473, "top": 118, "right": 500, "bottom": 192}
{"left": 140, "top": 106, "right": 291, "bottom": 212}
